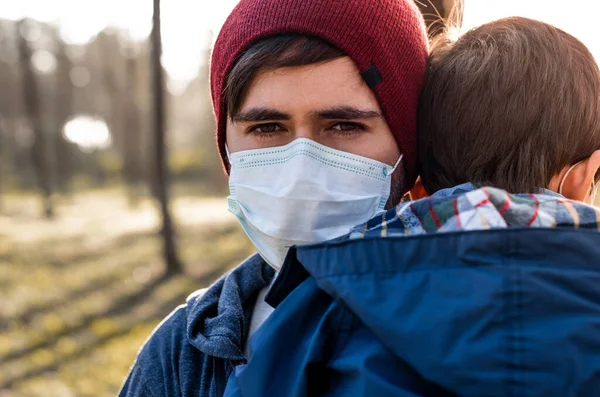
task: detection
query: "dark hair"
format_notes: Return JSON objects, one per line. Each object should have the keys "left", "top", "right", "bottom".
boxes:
{"left": 417, "top": 17, "right": 600, "bottom": 194}
{"left": 225, "top": 34, "right": 345, "bottom": 119}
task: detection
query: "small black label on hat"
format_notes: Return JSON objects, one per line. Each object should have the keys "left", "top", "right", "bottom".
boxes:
{"left": 361, "top": 65, "right": 383, "bottom": 88}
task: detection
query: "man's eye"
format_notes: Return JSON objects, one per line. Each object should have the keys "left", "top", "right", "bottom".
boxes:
{"left": 249, "top": 123, "right": 282, "bottom": 135}
{"left": 330, "top": 122, "right": 366, "bottom": 133}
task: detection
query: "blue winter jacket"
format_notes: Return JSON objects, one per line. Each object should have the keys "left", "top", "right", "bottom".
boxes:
{"left": 225, "top": 188, "right": 600, "bottom": 397}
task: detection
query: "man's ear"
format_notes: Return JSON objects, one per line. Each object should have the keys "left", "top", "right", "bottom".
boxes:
{"left": 550, "top": 150, "right": 600, "bottom": 202}
{"left": 409, "top": 177, "right": 429, "bottom": 200}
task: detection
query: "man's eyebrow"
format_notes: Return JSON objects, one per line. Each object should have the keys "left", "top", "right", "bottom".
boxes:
{"left": 313, "top": 106, "right": 382, "bottom": 120}
{"left": 231, "top": 108, "right": 292, "bottom": 122}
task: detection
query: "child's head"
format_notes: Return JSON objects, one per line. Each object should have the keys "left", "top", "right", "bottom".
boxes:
{"left": 417, "top": 17, "right": 600, "bottom": 203}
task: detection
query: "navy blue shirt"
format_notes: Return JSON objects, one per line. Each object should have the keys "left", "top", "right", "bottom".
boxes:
{"left": 119, "top": 254, "right": 274, "bottom": 397}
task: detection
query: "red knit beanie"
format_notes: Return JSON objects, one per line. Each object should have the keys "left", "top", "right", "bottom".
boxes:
{"left": 211, "top": 0, "right": 428, "bottom": 191}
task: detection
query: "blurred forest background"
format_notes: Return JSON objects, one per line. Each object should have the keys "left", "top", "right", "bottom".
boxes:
{"left": 0, "top": 1, "right": 255, "bottom": 396}
{"left": 1, "top": 0, "right": 598, "bottom": 396}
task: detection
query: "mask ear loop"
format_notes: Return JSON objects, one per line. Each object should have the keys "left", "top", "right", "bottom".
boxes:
{"left": 386, "top": 155, "right": 404, "bottom": 176}
{"left": 558, "top": 162, "right": 581, "bottom": 196}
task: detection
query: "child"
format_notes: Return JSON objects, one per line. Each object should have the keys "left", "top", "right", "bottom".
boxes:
{"left": 225, "top": 17, "right": 600, "bottom": 397}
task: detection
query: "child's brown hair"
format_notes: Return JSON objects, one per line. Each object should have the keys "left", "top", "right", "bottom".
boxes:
{"left": 417, "top": 17, "right": 600, "bottom": 194}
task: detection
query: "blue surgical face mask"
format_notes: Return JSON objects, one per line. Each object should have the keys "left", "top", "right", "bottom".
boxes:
{"left": 227, "top": 138, "right": 402, "bottom": 270}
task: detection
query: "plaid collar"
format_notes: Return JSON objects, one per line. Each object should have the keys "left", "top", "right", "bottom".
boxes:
{"left": 351, "top": 185, "right": 600, "bottom": 239}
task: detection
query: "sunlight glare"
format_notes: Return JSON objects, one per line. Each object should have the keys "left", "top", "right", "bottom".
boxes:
{"left": 63, "top": 116, "right": 112, "bottom": 152}
{"left": 31, "top": 50, "right": 57, "bottom": 74}
{"left": 462, "top": 0, "right": 600, "bottom": 62}
{"left": 0, "top": 0, "right": 240, "bottom": 83}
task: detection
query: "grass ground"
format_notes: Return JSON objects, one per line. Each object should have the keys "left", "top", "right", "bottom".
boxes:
{"left": 0, "top": 189, "right": 254, "bottom": 397}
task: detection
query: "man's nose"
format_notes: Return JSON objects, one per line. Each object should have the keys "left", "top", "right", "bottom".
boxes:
{"left": 292, "top": 125, "right": 319, "bottom": 143}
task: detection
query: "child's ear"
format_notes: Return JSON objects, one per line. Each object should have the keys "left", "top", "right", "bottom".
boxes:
{"left": 550, "top": 150, "right": 600, "bottom": 202}
{"left": 409, "top": 177, "right": 429, "bottom": 201}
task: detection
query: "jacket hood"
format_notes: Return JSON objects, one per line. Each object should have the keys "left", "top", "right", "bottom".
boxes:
{"left": 298, "top": 228, "right": 600, "bottom": 396}
{"left": 296, "top": 186, "right": 600, "bottom": 396}
{"left": 185, "top": 254, "right": 274, "bottom": 362}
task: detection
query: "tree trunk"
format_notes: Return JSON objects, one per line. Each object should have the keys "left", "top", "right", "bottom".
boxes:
{"left": 124, "top": 48, "right": 143, "bottom": 207}
{"left": 0, "top": 119, "right": 4, "bottom": 213}
{"left": 151, "top": 0, "right": 182, "bottom": 276}
{"left": 17, "top": 20, "right": 54, "bottom": 219}
{"left": 53, "top": 30, "right": 74, "bottom": 194}
{"left": 48, "top": 29, "right": 74, "bottom": 194}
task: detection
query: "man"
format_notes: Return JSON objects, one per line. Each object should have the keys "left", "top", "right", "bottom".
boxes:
{"left": 119, "top": 0, "right": 428, "bottom": 396}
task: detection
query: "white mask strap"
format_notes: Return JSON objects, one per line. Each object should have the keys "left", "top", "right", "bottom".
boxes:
{"left": 387, "top": 154, "right": 404, "bottom": 176}
{"left": 558, "top": 162, "right": 581, "bottom": 196}
{"left": 225, "top": 144, "right": 231, "bottom": 161}
{"left": 392, "top": 155, "right": 403, "bottom": 172}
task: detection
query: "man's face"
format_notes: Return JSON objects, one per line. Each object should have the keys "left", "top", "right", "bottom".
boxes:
{"left": 226, "top": 57, "right": 401, "bottom": 168}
